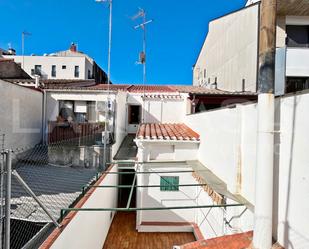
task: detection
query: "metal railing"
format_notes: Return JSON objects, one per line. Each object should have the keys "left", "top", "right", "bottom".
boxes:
{"left": 48, "top": 121, "right": 105, "bottom": 144}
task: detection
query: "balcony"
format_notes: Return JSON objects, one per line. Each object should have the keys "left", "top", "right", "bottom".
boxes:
{"left": 48, "top": 121, "right": 105, "bottom": 145}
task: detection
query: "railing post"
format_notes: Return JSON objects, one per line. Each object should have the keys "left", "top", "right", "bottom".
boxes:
{"left": 5, "top": 150, "right": 12, "bottom": 249}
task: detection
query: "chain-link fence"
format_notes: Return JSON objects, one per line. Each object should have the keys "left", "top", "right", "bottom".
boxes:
{"left": 0, "top": 133, "right": 111, "bottom": 249}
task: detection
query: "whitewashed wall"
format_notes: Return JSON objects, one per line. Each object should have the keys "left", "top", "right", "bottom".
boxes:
{"left": 185, "top": 91, "right": 309, "bottom": 249}
{"left": 0, "top": 80, "right": 43, "bottom": 150}
{"left": 137, "top": 165, "right": 197, "bottom": 231}
{"left": 275, "top": 92, "right": 309, "bottom": 249}
{"left": 193, "top": 4, "right": 259, "bottom": 92}
{"left": 127, "top": 93, "right": 187, "bottom": 133}
{"left": 185, "top": 104, "right": 257, "bottom": 201}
{"left": 135, "top": 141, "right": 199, "bottom": 163}
{"left": 136, "top": 163, "right": 252, "bottom": 238}
{"left": 50, "top": 165, "right": 118, "bottom": 249}
{"left": 112, "top": 91, "right": 128, "bottom": 157}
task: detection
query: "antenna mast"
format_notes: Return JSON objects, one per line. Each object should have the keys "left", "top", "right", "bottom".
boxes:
{"left": 95, "top": 0, "right": 113, "bottom": 170}
{"left": 133, "top": 8, "right": 153, "bottom": 123}
{"left": 21, "top": 31, "right": 31, "bottom": 69}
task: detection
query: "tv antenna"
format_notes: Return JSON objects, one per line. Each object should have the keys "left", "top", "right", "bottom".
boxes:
{"left": 133, "top": 8, "right": 153, "bottom": 86}
{"left": 132, "top": 8, "right": 153, "bottom": 123}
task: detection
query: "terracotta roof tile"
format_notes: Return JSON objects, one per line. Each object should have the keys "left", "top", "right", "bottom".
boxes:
{"left": 5, "top": 79, "right": 96, "bottom": 89}
{"left": 128, "top": 85, "right": 176, "bottom": 93}
{"left": 179, "top": 231, "right": 253, "bottom": 249}
{"left": 136, "top": 123, "right": 200, "bottom": 141}
{"left": 87, "top": 84, "right": 131, "bottom": 91}
{"left": 169, "top": 85, "right": 257, "bottom": 96}
{"left": 142, "top": 94, "right": 183, "bottom": 100}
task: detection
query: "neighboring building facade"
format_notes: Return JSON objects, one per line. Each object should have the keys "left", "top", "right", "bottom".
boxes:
{"left": 193, "top": 3, "right": 259, "bottom": 92}
{"left": 0, "top": 79, "right": 43, "bottom": 150}
{"left": 3, "top": 43, "right": 107, "bottom": 83}
{"left": 193, "top": 0, "right": 309, "bottom": 95}
{"left": 42, "top": 83, "right": 257, "bottom": 143}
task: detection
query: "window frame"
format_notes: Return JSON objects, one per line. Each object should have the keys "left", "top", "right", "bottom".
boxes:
{"left": 51, "top": 65, "right": 56, "bottom": 77}
{"left": 160, "top": 176, "right": 179, "bottom": 192}
{"left": 286, "top": 25, "right": 309, "bottom": 48}
{"left": 74, "top": 65, "right": 80, "bottom": 78}
{"left": 34, "top": 65, "right": 42, "bottom": 76}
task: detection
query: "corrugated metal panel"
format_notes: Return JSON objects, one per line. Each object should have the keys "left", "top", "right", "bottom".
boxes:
{"left": 275, "top": 47, "right": 286, "bottom": 96}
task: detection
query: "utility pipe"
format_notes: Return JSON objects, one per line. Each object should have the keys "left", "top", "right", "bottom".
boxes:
{"left": 253, "top": 0, "right": 277, "bottom": 248}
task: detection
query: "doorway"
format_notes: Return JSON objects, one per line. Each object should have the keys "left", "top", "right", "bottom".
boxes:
{"left": 127, "top": 105, "right": 141, "bottom": 133}
{"left": 118, "top": 169, "right": 136, "bottom": 208}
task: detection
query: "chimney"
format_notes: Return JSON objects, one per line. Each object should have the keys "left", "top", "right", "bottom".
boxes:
{"left": 34, "top": 75, "right": 40, "bottom": 89}
{"left": 70, "top": 43, "right": 77, "bottom": 52}
{"left": 242, "top": 79, "right": 246, "bottom": 92}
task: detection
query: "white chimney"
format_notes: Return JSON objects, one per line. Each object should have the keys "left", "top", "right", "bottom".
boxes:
{"left": 34, "top": 75, "right": 40, "bottom": 88}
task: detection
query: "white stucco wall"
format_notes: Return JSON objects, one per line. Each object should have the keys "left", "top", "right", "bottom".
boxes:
{"left": 275, "top": 92, "right": 309, "bottom": 249}
{"left": 184, "top": 91, "right": 309, "bottom": 249}
{"left": 193, "top": 4, "right": 259, "bottom": 92}
{"left": 112, "top": 91, "right": 128, "bottom": 157}
{"left": 0, "top": 80, "right": 43, "bottom": 150}
{"left": 4, "top": 55, "right": 92, "bottom": 80}
{"left": 185, "top": 105, "right": 256, "bottom": 200}
{"left": 136, "top": 163, "right": 253, "bottom": 238}
{"left": 137, "top": 165, "right": 197, "bottom": 227}
{"left": 127, "top": 93, "right": 187, "bottom": 133}
{"left": 50, "top": 165, "right": 118, "bottom": 249}
{"left": 135, "top": 141, "right": 199, "bottom": 163}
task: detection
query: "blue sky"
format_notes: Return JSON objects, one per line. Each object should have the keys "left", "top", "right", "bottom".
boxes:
{"left": 0, "top": 0, "right": 245, "bottom": 85}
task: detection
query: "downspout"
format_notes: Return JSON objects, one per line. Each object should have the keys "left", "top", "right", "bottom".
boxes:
{"left": 42, "top": 90, "right": 47, "bottom": 144}
{"left": 253, "top": 0, "right": 277, "bottom": 249}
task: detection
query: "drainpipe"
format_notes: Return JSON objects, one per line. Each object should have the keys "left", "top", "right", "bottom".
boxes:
{"left": 253, "top": 0, "right": 277, "bottom": 249}
{"left": 34, "top": 75, "right": 40, "bottom": 88}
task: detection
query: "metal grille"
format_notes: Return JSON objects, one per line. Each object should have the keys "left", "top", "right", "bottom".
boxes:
{"left": 0, "top": 134, "right": 109, "bottom": 249}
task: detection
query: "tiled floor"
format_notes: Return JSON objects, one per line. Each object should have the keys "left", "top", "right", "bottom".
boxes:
{"left": 102, "top": 212, "right": 196, "bottom": 249}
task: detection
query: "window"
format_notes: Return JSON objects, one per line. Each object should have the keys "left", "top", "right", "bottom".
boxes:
{"left": 160, "top": 176, "right": 179, "bottom": 191}
{"left": 88, "top": 69, "right": 92, "bottom": 79}
{"left": 51, "top": 65, "right": 56, "bottom": 77}
{"left": 34, "top": 65, "right": 42, "bottom": 76}
{"left": 286, "top": 25, "right": 309, "bottom": 47}
{"left": 74, "top": 66, "right": 80, "bottom": 78}
{"left": 62, "top": 65, "right": 66, "bottom": 69}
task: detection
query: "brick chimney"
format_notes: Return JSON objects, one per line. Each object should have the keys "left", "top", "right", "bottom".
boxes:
{"left": 70, "top": 43, "right": 77, "bottom": 52}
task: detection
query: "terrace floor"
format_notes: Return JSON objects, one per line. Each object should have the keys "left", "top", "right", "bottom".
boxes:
{"left": 102, "top": 212, "right": 196, "bottom": 249}
{"left": 113, "top": 135, "right": 137, "bottom": 161}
